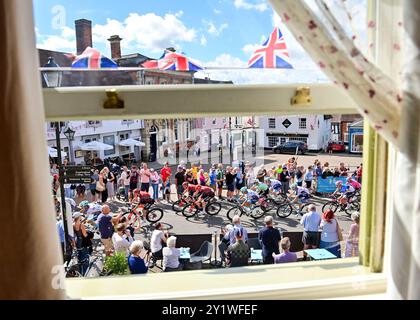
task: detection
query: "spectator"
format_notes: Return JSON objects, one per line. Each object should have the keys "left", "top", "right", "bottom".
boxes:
{"left": 229, "top": 215, "right": 248, "bottom": 245}
{"left": 160, "top": 162, "right": 172, "bottom": 201}
{"left": 235, "top": 167, "right": 245, "bottom": 196}
{"left": 209, "top": 166, "right": 217, "bottom": 192}
{"left": 216, "top": 164, "right": 225, "bottom": 199}
{"left": 199, "top": 169, "right": 206, "bottom": 186}
{"left": 150, "top": 168, "right": 160, "bottom": 201}
{"left": 221, "top": 224, "right": 234, "bottom": 246}
{"left": 333, "top": 167, "right": 341, "bottom": 178}
{"left": 128, "top": 165, "right": 139, "bottom": 202}
{"left": 112, "top": 223, "right": 134, "bottom": 257}
{"left": 225, "top": 166, "right": 235, "bottom": 201}
{"left": 356, "top": 163, "right": 363, "bottom": 183}
{"left": 120, "top": 166, "right": 130, "bottom": 201}
{"left": 339, "top": 163, "right": 348, "bottom": 177}
{"left": 345, "top": 213, "right": 360, "bottom": 257}
{"left": 279, "top": 165, "right": 290, "bottom": 194}
{"left": 162, "top": 236, "right": 182, "bottom": 272}
{"left": 150, "top": 222, "right": 168, "bottom": 267}
{"left": 320, "top": 209, "right": 342, "bottom": 257}
{"left": 89, "top": 169, "right": 99, "bottom": 202}
{"left": 256, "top": 165, "right": 267, "bottom": 182}
{"left": 175, "top": 165, "right": 186, "bottom": 199}
{"left": 300, "top": 204, "right": 322, "bottom": 260}
{"left": 258, "top": 216, "right": 281, "bottom": 264}
{"left": 57, "top": 215, "right": 72, "bottom": 265}
{"left": 128, "top": 240, "right": 150, "bottom": 274}
{"left": 139, "top": 163, "right": 151, "bottom": 193}
{"left": 273, "top": 237, "right": 297, "bottom": 263}
{"left": 98, "top": 167, "right": 108, "bottom": 203}
{"left": 245, "top": 164, "right": 256, "bottom": 188}
{"left": 97, "top": 205, "right": 121, "bottom": 256}
{"left": 226, "top": 227, "right": 250, "bottom": 268}
{"left": 296, "top": 166, "right": 304, "bottom": 187}
{"left": 72, "top": 212, "right": 90, "bottom": 275}
{"left": 304, "top": 166, "right": 314, "bottom": 189}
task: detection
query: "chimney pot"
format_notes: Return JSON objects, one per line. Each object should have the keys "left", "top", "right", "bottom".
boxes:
{"left": 108, "top": 35, "right": 123, "bottom": 60}
{"left": 75, "top": 19, "right": 92, "bottom": 54}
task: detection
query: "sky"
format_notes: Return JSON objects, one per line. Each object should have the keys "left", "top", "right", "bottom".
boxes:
{"left": 33, "top": 0, "right": 366, "bottom": 84}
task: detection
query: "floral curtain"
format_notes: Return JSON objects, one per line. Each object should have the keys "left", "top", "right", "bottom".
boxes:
{"left": 269, "top": 0, "right": 420, "bottom": 299}
{"left": 269, "top": 0, "right": 402, "bottom": 147}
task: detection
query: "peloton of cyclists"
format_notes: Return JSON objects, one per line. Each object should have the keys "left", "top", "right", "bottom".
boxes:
{"left": 181, "top": 182, "right": 215, "bottom": 211}
{"left": 239, "top": 186, "right": 260, "bottom": 212}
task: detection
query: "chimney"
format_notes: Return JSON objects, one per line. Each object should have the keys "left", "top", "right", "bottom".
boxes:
{"left": 75, "top": 19, "right": 92, "bottom": 54}
{"left": 108, "top": 35, "right": 122, "bottom": 60}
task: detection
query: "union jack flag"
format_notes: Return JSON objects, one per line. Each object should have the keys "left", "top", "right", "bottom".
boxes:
{"left": 248, "top": 27, "right": 293, "bottom": 69}
{"left": 142, "top": 50, "right": 203, "bottom": 71}
{"left": 71, "top": 47, "right": 117, "bottom": 69}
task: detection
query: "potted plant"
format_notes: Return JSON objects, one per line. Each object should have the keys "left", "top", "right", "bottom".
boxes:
{"left": 103, "top": 252, "right": 129, "bottom": 276}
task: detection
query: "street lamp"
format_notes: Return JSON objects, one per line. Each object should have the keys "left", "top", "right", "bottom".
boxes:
{"left": 43, "top": 58, "right": 70, "bottom": 257}
{"left": 63, "top": 126, "right": 76, "bottom": 164}
{"left": 42, "top": 57, "right": 62, "bottom": 88}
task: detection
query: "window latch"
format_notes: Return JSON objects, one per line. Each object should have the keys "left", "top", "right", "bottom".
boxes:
{"left": 103, "top": 89, "right": 124, "bottom": 109}
{"left": 291, "top": 87, "right": 312, "bottom": 106}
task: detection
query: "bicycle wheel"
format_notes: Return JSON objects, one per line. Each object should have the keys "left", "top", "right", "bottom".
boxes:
{"left": 205, "top": 202, "right": 222, "bottom": 215}
{"left": 276, "top": 203, "right": 293, "bottom": 218}
{"left": 122, "top": 212, "right": 141, "bottom": 230}
{"left": 226, "top": 207, "right": 243, "bottom": 222}
{"left": 250, "top": 206, "right": 265, "bottom": 219}
{"left": 182, "top": 203, "right": 198, "bottom": 218}
{"left": 322, "top": 201, "right": 339, "bottom": 213}
{"left": 345, "top": 202, "right": 360, "bottom": 216}
{"left": 146, "top": 208, "right": 164, "bottom": 223}
{"left": 172, "top": 199, "right": 186, "bottom": 212}
{"left": 272, "top": 194, "right": 287, "bottom": 205}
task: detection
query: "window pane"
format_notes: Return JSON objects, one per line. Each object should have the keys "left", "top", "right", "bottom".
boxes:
{"left": 49, "top": 113, "right": 364, "bottom": 281}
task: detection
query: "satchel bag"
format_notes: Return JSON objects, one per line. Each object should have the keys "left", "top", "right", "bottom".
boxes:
{"left": 96, "top": 181, "right": 105, "bottom": 192}
{"left": 335, "top": 219, "right": 343, "bottom": 241}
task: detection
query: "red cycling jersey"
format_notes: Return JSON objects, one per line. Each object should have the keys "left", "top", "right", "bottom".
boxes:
{"left": 199, "top": 186, "right": 214, "bottom": 194}
{"left": 187, "top": 184, "right": 200, "bottom": 192}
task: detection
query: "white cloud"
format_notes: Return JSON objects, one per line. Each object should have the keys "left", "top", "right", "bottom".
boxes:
{"left": 92, "top": 13, "right": 197, "bottom": 53}
{"left": 200, "top": 35, "right": 208, "bottom": 46}
{"left": 204, "top": 21, "right": 228, "bottom": 36}
{"left": 233, "top": 0, "right": 268, "bottom": 12}
{"left": 213, "top": 9, "right": 222, "bottom": 15}
{"left": 36, "top": 26, "right": 75, "bottom": 52}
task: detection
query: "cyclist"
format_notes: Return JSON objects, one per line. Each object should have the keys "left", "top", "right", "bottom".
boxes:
{"left": 268, "top": 178, "right": 282, "bottom": 194}
{"left": 346, "top": 176, "right": 361, "bottom": 191}
{"left": 255, "top": 179, "right": 270, "bottom": 198}
{"left": 194, "top": 185, "right": 216, "bottom": 211}
{"left": 289, "top": 183, "right": 311, "bottom": 216}
{"left": 239, "top": 186, "right": 260, "bottom": 212}
{"left": 182, "top": 181, "right": 200, "bottom": 198}
{"left": 334, "top": 180, "right": 356, "bottom": 205}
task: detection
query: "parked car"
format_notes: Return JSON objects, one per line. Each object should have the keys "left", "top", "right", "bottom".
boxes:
{"left": 272, "top": 141, "right": 308, "bottom": 155}
{"left": 327, "top": 141, "right": 346, "bottom": 152}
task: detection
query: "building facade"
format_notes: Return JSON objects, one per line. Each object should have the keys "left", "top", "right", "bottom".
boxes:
{"left": 259, "top": 115, "right": 332, "bottom": 151}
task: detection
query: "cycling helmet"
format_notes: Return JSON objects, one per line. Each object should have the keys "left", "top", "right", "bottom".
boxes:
{"left": 79, "top": 200, "right": 89, "bottom": 208}
{"left": 290, "top": 183, "right": 298, "bottom": 190}
{"left": 240, "top": 186, "right": 248, "bottom": 193}
{"left": 346, "top": 176, "right": 353, "bottom": 182}
{"left": 335, "top": 180, "right": 343, "bottom": 186}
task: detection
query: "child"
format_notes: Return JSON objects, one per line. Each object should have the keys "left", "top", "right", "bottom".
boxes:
{"left": 345, "top": 213, "right": 360, "bottom": 257}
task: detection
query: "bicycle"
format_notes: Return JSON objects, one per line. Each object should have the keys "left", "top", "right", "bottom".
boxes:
{"left": 181, "top": 196, "right": 222, "bottom": 218}
{"left": 321, "top": 193, "right": 360, "bottom": 217}
{"left": 121, "top": 200, "right": 164, "bottom": 230}
{"left": 276, "top": 195, "right": 315, "bottom": 218}
{"left": 226, "top": 198, "right": 265, "bottom": 221}
{"left": 172, "top": 194, "right": 194, "bottom": 213}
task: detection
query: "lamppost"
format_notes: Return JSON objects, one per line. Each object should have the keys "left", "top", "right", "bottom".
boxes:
{"left": 242, "top": 129, "right": 245, "bottom": 161}
{"left": 64, "top": 126, "right": 75, "bottom": 164}
{"left": 218, "top": 129, "right": 223, "bottom": 164}
{"left": 42, "top": 57, "right": 70, "bottom": 256}
{"left": 229, "top": 117, "right": 233, "bottom": 165}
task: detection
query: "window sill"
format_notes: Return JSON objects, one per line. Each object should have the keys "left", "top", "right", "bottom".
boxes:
{"left": 65, "top": 258, "right": 386, "bottom": 300}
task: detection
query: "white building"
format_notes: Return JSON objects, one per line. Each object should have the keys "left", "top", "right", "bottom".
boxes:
{"left": 46, "top": 120, "right": 145, "bottom": 165}
{"left": 258, "top": 115, "right": 332, "bottom": 151}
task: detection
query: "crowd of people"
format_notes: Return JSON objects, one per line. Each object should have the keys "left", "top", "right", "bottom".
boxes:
{"left": 51, "top": 156, "right": 362, "bottom": 276}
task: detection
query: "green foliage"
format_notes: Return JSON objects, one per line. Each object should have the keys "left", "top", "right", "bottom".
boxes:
{"left": 104, "top": 252, "right": 129, "bottom": 275}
